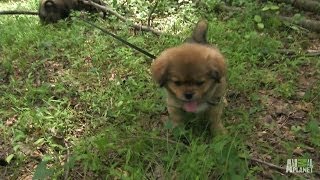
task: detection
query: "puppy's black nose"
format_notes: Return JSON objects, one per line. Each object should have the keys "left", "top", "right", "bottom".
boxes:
{"left": 184, "top": 93, "right": 193, "bottom": 100}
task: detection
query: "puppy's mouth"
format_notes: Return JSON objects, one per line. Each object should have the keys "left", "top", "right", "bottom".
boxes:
{"left": 182, "top": 101, "right": 199, "bottom": 112}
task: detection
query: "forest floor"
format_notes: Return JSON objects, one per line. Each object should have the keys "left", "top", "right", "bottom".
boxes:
{"left": 0, "top": 0, "right": 319, "bottom": 179}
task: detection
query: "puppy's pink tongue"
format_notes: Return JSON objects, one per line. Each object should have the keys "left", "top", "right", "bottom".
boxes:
{"left": 183, "top": 101, "right": 198, "bottom": 112}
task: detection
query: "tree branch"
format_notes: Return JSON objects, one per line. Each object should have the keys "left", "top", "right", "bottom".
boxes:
{"left": 147, "top": 0, "right": 159, "bottom": 27}
{"left": 81, "top": 0, "right": 162, "bottom": 35}
{"left": 242, "top": 156, "right": 320, "bottom": 178}
{"left": 278, "top": 49, "right": 320, "bottom": 57}
{"left": 279, "top": 16, "right": 320, "bottom": 33}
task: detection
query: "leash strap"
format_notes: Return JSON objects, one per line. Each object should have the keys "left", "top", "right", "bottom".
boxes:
{"left": 81, "top": 19, "right": 156, "bottom": 59}
{"left": 0, "top": 11, "right": 38, "bottom": 15}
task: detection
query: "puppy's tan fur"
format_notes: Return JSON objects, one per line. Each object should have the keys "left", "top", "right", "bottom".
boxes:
{"left": 151, "top": 20, "right": 227, "bottom": 136}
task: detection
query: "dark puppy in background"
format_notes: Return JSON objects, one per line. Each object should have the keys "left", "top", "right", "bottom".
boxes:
{"left": 38, "top": 0, "right": 105, "bottom": 24}
{"left": 151, "top": 20, "right": 227, "bottom": 136}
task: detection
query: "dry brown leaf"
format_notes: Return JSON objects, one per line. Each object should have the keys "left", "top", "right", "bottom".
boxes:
{"left": 153, "top": 164, "right": 165, "bottom": 180}
{"left": 258, "top": 130, "right": 267, "bottom": 137}
{"left": 109, "top": 73, "right": 116, "bottom": 81}
{"left": 263, "top": 115, "right": 273, "bottom": 124}
{"left": 275, "top": 103, "right": 290, "bottom": 116}
{"left": 5, "top": 115, "right": 17, "bottom": 126}
{"left": 295, "top": 102, "right": 313, "bottom": 112}
{"left": 293, "top": 146, "right": 303, "bottom": 155}
{"left": 18, "top": 174, "right": 33, "bottom": 180}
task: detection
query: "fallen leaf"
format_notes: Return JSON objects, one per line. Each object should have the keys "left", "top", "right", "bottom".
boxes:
{"left": 18, "top": 174, "right": 33, "bottom": 180}
{"left": 258, "top": 131, "right": 267, "bottom": 137}
{"left": 263, "top": 115, "right": 273, "bottom": 124}
{"left": 295, "top": 102, "right": 313, "bottom": 112}
{"left": 305, "top": 146, "right": 315, "bottom": 153}
{"left": 153, "top": 164, "right": 165, "bottom": 180}
{"left": 109, "top": 73, "right": 116, "bottom": 81}
{"left": 291, "top": 111, "right": 305, "bottom": 120}
{"left": 296, "top": 91, "right": 305, "bottom": 98}
{"left": 293, "top": 147, "right": 303, "bottom": 155}
{"left": 275, "top": 103, "right": 289, "bottom": 116}
{"left": 5, "top": 115, "right": 17, "bottom": 126}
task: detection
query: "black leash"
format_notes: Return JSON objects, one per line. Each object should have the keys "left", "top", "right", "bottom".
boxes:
{"left": 1, "top": 12, "right": 156, "bottom": 59}
{"left": 0, "top": 10, "right": 38, "bottom": 15}
{"left": 81, "top": 19, "right": 156, "bottom": 59}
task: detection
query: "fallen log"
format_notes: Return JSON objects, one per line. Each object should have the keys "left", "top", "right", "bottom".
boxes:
{"left": 272, "top": 0, "right": 320, "bottom": 14}
{"left": 280, "top": 16, "right": 320, "bottom": 33}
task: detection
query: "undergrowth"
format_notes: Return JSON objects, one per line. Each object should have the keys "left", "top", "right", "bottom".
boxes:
{"left": 0, "top": 0, "right": 319, "bottom": 179}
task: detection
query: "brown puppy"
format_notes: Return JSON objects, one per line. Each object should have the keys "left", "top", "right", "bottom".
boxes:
{"left": 38, "top": 0, "right": 105, "bottom": 24}
{"left": 39, "top": 0, "right": 72, "bottom": 23}
{"left": 151, "top": 20, "right": 227, "bottom": 136}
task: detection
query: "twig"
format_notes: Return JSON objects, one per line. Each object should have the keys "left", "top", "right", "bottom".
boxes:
{"left": 291, "top": 51, "right": 320, "bottom": 58}
{"left": 309, "top": 92, "right": 320, "bottom": 105}
{"left": 244, "top": 157, "right": 287, "bottom": 171}
{"left": 63, "top": 141, "right": 70, "bottom": 180}
{"left": 147, "top": 0, "right": 159, "bottom": 27}
{"left": 242, "top": 156, "right": 320, "bottom": 178}
{"left": 81, "top": 0, "right": 162, "bottom": 35}
{"left": 305, "top": 51, "right": 320, "bottom": 57}
{"left": 0, "top": 166, "right": 7, "bottom": 180}
{"left": 278, "top": 49, "right": 320, "bottom": 57}
{"left": 277, "top": 49, "right": 297, "bottom": 56}
{"left": 212, "top": 3, "right": 243, "bottom": 20}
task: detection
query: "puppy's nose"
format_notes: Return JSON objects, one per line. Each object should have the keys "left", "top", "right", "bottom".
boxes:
{"left": 184, "top": 93, "right": 193, "bottom": 100}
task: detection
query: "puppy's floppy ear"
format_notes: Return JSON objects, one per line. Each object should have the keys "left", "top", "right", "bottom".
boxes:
{"left": 151, "top": 54, "right": 169, "bottom": 87}
{"left": 207, "top": 50, "right": 227, "bottom": 83}
{"left": 210, "top": 68, "right": 221, "bottom": 83}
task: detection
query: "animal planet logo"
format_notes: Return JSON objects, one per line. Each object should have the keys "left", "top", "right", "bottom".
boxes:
{"left": 286, "top": 159, "right": 313, "bottom": 173}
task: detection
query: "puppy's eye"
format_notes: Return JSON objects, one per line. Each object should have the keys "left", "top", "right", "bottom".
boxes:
{"left": 173, "top": 81, "right": 182, "bottom": 86}
{"left": 196, "top": 81, "right": 205, "bottom": 86}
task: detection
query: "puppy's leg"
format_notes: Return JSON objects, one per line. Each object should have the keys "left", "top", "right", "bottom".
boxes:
{"left": 209, "top": 102, "right": 227, "bottom": 136}
{"left": 167, "top": 106, "right": 185, "bottom": 127}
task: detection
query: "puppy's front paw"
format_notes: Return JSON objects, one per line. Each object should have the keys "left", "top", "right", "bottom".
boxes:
{"left": 167, "top": 106, "right": 185, "bottom": 127}
{"left": 210, "top": 123, "right": 227, "bottom": 137}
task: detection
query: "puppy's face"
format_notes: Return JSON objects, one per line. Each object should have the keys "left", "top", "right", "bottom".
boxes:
{"left": 167, "top": 63, "right": 216, "bottom": 102}
{"left": 151, "top": 44, "right": 226, "bottom": 112}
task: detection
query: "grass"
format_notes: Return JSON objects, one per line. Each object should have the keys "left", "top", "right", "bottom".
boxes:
{"left": 1, "top": 0, "right": 319, "bottom": 179}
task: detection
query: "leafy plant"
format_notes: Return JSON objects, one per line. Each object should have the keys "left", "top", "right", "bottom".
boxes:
{"left": 33, "top": 160, "right": 54, "bottom": 180}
